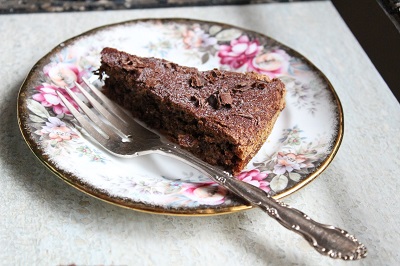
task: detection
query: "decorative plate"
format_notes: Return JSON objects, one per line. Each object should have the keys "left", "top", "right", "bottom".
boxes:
{"left": 17, "top": 18, "right": 343, "bottom": 215}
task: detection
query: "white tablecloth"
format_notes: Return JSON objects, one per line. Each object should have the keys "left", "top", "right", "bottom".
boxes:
{"left": 1, "top": 1, "right": 399, "bottom": 265}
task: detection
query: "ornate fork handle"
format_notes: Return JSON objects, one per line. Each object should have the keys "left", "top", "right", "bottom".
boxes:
{"left": 156, "top": 144, "right": 367, "bottom": 260}
{"left": 219, "top": 178, "right": 367, "bottom": 260}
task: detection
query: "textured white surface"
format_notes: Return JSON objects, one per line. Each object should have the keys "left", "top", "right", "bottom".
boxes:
{"left": 1, "top": 1, "right": 399, "bottom": 265}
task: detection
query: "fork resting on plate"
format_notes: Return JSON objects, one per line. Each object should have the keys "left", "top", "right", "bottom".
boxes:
{"left": 56, "top": 76, "right": 367, "bottom": 260}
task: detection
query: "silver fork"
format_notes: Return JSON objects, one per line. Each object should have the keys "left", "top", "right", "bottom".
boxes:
{"left": 57, "top": 76, "right": 367, "bottom": 260}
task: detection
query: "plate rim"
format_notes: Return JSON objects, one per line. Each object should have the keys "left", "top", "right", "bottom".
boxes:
{"left": 17, "top": 17, "right": 343, "bottom": 216}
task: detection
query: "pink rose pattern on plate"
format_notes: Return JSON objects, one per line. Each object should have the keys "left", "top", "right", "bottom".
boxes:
{"left": 33, "top": 83, "right": 79, "bottom": 115}
{"left": 218, "top": 35, "right": 262, "bottom": 69}
{"left": 35, "top": 116, "right": 78, "bottom": 143}
{"left": 23, "top": 20, "right": 338, "bottom": 208}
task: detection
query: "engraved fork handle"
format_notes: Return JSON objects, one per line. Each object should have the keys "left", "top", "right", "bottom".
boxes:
{"left": 156, "top": 144, "right": 367, "bottom": 260}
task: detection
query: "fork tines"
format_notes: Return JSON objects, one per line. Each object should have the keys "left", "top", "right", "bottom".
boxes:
{"left": 56, "top": 77, "right": 133, "bottom": 144}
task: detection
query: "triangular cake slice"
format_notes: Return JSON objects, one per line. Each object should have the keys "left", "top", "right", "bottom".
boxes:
{"left": 99, "top": 47, "right": 286, "bottom": 175}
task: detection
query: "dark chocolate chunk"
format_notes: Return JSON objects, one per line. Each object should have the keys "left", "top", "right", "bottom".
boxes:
{"left": 122, "top": 57, "right": 145, "bottom": 70}
{"left": 253, "top": 81, "right": 269, "bottom": 90}
{"left": 233, "top": 81, "right": 252, "bottom": 92}
{"left": 211, "top": 68, "right": 222, "bottom": 77}
{"left": 219, "top": 92, "right": 233, "bottom": 107}
{"left": 164, "top": 62, "right": 177, "bottom": 70}
{"left": 235, "top": 113, "right": 254, "bottom": 119}
{"left": 190, "top": 95, "right": 206, "bottom": 107}
{"left": 207, "top": 93, "right": 221, "bottom": 109}
{"left": 207, "top": 91, "right": 233, "bottom": 109}
{"left": 189, "top": 75, "right": 204, "bottom": 88}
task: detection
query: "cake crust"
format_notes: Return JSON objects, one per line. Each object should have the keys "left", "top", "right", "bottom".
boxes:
{"left": 99, "top": 47, "right": 286, "bottom": 174}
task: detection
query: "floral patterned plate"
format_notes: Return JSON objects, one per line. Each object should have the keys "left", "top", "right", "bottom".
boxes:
{"left": 17, "top": 18, "right": 343, "bottom": 215}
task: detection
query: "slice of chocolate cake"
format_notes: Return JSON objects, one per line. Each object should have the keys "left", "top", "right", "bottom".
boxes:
{"left": 98, "top": 47, "right": 286, "bottom": 175}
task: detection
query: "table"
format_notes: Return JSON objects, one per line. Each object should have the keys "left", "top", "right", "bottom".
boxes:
{"left": 1, "top": 1, "right": 399, "bottom": 265}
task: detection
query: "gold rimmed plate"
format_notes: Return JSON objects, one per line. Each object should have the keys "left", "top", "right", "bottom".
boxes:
{"left": 17, "top": 18, "right": 343, "bottom": 215}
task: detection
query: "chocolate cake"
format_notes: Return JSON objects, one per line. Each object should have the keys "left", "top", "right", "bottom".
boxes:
{"left": 98, "top": 47, "right": 286, "bottom": 175}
